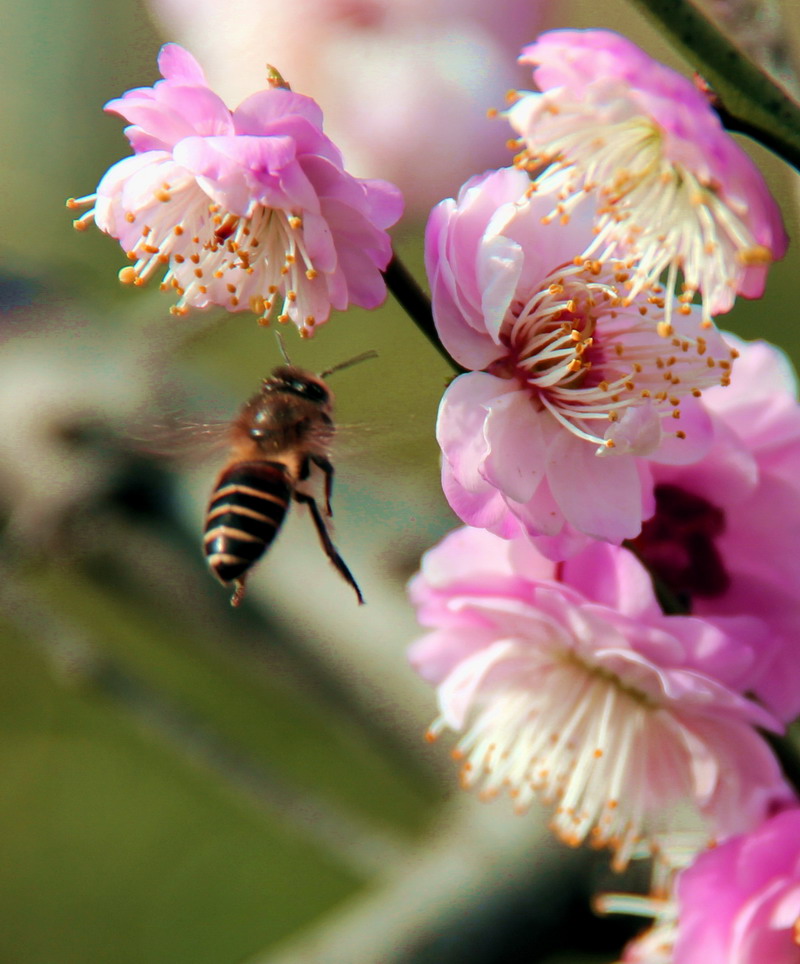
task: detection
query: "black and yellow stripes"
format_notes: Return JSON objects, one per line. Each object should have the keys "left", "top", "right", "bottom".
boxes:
{"left": 204, "top": 460, "right": 291, "bottom": 585}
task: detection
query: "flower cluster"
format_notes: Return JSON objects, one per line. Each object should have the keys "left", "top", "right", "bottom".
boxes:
{"left": 409, "top": 26, "right": 800, "bottom": 964}
{"left": 69, "top": 44, "right": 402, "bottom": 336}
{"left": 428, "top": 166, "right": 736, "bottom": 555}
{"left": 69, "top": 21, "right": 800, "bottom": 964}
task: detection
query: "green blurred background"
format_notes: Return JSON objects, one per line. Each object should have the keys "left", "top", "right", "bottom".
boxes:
{"left": 1, "top": 0, "right": 799, "bottom": 962}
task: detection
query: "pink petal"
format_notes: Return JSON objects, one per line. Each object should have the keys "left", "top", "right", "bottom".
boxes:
{"left": 436, "top": 372, "right": 512, "bottom": 491}
{"left": 477, "top": 234, "right": 524, "bottom": 343}
{"left": 563, "top": 542, "right": 662, "bottom": 618}
{"left": 425, "top": 200, "right": 498, "bottom": 370}
{"left": 173, "top": 134, "right": 314, "bottom": 215}
{"left": 354, "top": 178, "right": 405, "bottom": 230}
{"left": 481, "top": 389, "right": 548, "bottom": 503}
{"left": 154, "top": 84, "right": 233, "bottom": 137}
{"left": 437, "top": 639, "right": 521, "bottom": 729}
{"left": 408, "top": 627, "right": 500, "bottom": 685}
{"left": 650, "top": 396, "right": 714, "bottom": 465}
{"left": 233, "top": 88, "right": 325, "bottom": 138}
{"left": 105, "top": 94, "right": 199, "bottom": 148}
{"left": 546, "top": 434, "right": 644, "bottom": 542}
{"left": 441, "top": 460, "right": 522, "bottom": 535}
{"left": 157, "top": 43, "right": 208, "bottom": 85}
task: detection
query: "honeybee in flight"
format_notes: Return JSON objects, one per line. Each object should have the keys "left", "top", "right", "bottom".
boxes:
{"left": 203, "top": 345, "right": 375, "bottom": 607}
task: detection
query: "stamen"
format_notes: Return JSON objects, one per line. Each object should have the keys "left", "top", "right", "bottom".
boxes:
{"left": 509, "top": 107, "right": 769, "bottom": 327}
{"left": 499, "top": 255, "right": 730, "bottom": 454}
{"left": 71, "top": 168, "right": 327, "bottom": 334}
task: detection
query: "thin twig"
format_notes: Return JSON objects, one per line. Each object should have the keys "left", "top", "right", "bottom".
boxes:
{"left": 627, "top": 0, "right": 800, "bottom": 171}
{"left": 383, "top": 253, "right": 465, "bottom": 375}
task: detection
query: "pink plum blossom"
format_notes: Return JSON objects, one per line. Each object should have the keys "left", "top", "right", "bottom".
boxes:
{"left": 145, "top": 0, "right": 547, "bottom": 216}
{"left": 409, "top": 526, "right": 785, "bottom": 870}
{"left": 505, "top": 29, "right": 788, "bottom": 327}
{"left": 633, "top": 336, "right": 800, "bottom": 721}
{"left": 673, "top": 807, "right": 800, "bottom": 964}
{"left": 427, "top": 167, "right": 737, "bottom": 556}
{"left": 68, "top": 43, "right": 403, "bottom": 336}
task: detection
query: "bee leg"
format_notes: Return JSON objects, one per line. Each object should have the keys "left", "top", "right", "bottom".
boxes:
{"left": 294, "top": 491, "right": 364, "bottom": 604}
{"left": 230, "top": 578, "right": 247, "bottom": 607}
{"left": 310, "top": 454, "right": 334, "bottom": 516}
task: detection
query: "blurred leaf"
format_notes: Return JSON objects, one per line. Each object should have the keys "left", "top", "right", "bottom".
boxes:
{"left": 33, "top": 555, "right": 439, "bottom": 838}
{"left": 0, "top": 618, "right": 361, "bottom": 964}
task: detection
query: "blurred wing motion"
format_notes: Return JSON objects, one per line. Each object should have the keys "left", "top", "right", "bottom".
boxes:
{"left": 128, "top": 416, "right": 233, "bottom": 463}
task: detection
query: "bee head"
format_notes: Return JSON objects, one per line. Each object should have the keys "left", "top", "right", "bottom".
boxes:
{"left": 263, "top": 366, "right": 331, "bottom": 405}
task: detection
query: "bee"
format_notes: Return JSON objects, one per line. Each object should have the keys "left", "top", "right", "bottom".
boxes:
{"left": 203, "top": 346, "right": 375, "bottom": 608}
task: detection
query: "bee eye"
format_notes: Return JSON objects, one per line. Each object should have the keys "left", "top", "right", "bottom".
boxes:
{"left": 289, "top": 379, "right": 328, "bottom": 403}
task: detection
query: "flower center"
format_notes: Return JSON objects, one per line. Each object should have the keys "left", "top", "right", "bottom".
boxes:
{"left": 490, "top": 259, "right": 735, "bottom": 453}
{"left": 507, "top": 101, "right": 772, "bottom": 327}
{"left": 70, "top": 176, "right": 323, "bottom": 337}
{"left": 631, "top": 484, "right": 730, "bottom": 604}
{"left": 430, "top": 647, "right": 692, "bottom": 871}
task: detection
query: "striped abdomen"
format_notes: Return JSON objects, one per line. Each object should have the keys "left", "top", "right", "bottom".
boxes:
{"left": 204, "top": 460, "right": 292, "bottom": 586}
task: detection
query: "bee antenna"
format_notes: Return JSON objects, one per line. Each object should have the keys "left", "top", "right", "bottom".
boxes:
{"left": 275, "top": 331, "right": 292, "bottom": 365}
{"left": 319, "top": 350, "right": 378, "bottom": 379}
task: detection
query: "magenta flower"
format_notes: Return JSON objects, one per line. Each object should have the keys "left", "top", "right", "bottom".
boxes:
{"left": 409, "top": 527, "right": 784, "bottom": 870}
{"left": 427, "top": 167, "right": 737, "bottom": 555}
{"left": 68, "top": 43, "right": 403, "bottom": 336}
{"left": 634, "top": 336, "right": 800, "bottom": 721}
{"left": 673, "top": 808, "right": 800, "bottom": 964}
{"left": 505, "top": 29, "right": 787, "bottom": 327}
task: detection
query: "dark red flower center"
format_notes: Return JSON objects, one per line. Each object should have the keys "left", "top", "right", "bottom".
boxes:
{"left": 632, "top": 484, "right": 730, "bottom": 605}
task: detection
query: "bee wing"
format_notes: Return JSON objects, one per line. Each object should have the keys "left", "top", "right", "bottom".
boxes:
{"left": 128, "top": 415, "right": 233, "bottom": 465}
{"left": 328, "top": 421, "right": 375, "bottom": 460}
{"left": 319, "top": 422, "right": 372, "bottom": 458}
